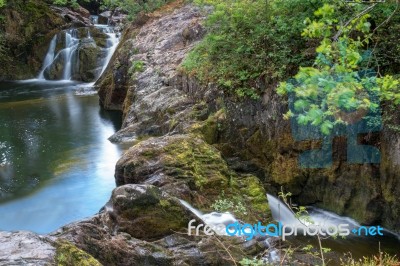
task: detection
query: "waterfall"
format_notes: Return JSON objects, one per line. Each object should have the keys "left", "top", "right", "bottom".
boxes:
{"left": 62, "top": 29, "right": 80, "bottom": 80}
{"left": 37, "top": 25, "right": 120, "bottom": 82}
{"left": 266, "top": 194, "right": 360, "bottom": 230}
{"left": 98, "top": 30, "right": 119, "bottom": 77}
{"left": 179, "top": 199, "right": 237, "bottom": 235}
{"left": 37, "top": 35, "right": 57, "bottom": 79}
{"left": 266, "top": 194, "right": 304, "bottom": 226}
{"left": 90, "top": 15, "right": 98, "bottom": 25}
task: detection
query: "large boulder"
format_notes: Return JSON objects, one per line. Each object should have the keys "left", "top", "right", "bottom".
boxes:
{"left": 115, "top": 134, "right": 269, "bottom": 222}
{"left": 0, "top": 231, "right": 56, "bottom": 266}
{"left": 111, "top": 184, "right": 190, "bottom": 240}
{"left": 74, "top": 41, "right": 102, "bottom": 82}
{"left": 0, "top": 231, "right": 100, "bottom": 266}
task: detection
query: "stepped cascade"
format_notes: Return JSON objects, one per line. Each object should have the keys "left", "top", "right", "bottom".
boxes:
{"left": 37, "top": 22, "right": 119, "bottom": 82}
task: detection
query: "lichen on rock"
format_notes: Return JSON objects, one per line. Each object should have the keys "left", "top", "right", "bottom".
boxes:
{"left": 55, "top": 240, "right": 102, "bottom": 266}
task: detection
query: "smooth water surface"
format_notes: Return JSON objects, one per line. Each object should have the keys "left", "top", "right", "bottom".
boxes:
{"left": 0, "top": 80, "right": 123, "bottom": 233}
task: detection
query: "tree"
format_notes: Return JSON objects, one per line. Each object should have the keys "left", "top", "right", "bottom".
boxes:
{"left": 277, "top": 3, "right": 400, "bottom": 135}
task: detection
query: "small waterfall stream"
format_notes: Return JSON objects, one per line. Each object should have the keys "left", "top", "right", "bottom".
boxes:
{"left": 37, "top": 36, "right": 57, "bottom": 80}
{"left": 37, "top": 23, "right": 119, "bottom": 82}
{"left": 180, "top": 195, "right": 400, "bottom": 260}
{"left": 62, "top": 29, "right": 80, "bottom": 80}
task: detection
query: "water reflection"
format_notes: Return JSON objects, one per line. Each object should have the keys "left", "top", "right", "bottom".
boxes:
{"left": 0, "top": 80, "right": 123, "bottom": 233}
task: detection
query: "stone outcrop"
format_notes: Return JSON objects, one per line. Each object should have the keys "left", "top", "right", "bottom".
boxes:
{"left": 0, "top": 0, "right": 106, "bottom": 81}
{"left": 0, "top": 231, "right": 56, "bottom": 265}
{"left": 50, "top": 5, "right": 91, "bottom": 27}
{"left": 97, "top": 2, "right": 206, "bottom": 132}
{"left": 0, "top": 0, "right": 66, "bottom": 80}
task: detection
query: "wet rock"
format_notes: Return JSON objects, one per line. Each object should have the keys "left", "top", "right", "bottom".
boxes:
{"left": 99, "top": 11, "right": 111, "bottom": 25}
{"left": 44, "top": 52, "right": 65, "bottom": 80}
{"left": 75, "top": 41, "right": 102, "bottom": 82}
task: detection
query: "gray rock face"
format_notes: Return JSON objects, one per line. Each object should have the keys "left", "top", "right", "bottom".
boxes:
{"left": 0, "top": 231, "right": 56, "bottom": 266}
{"left": 51, "top": 6, "right": 92, "bottom": 27}
{"left": 97, "top": 4, "right": 206, "bottom": 140}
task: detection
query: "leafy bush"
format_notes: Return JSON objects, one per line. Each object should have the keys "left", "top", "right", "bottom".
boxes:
{"left": 277, "top": 3, "right": 400, "bottom": 134}
{"left": 211, "top": 191, "right": 247, "bottom": 216}
{"left": 53, "top": 0, "right": 171, "bottom": 19}
{"left": 182, "top": 0, "right": 350, "bottom": 99}
{"left": 340, "top": 252, "right": 400, "bottom": 266}
{"left": 100, "top": 0, "right": 172, "bottom": 21}
{"left": 53, "top": 0, "right": 89, "bottom": 9}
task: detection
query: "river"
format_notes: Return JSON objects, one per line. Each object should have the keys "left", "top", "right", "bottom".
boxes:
{"left": 0, "top": 80, "right": 124, "bottom": 233}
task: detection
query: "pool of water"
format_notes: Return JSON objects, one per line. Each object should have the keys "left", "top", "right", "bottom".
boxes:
{"left": 0, "top": 80, "right": 124, "bottom": 233}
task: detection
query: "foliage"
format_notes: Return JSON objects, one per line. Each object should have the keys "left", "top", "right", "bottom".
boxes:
{"left": 211, "top": 190, "right": 247, "bottom": 216}
{"left": 52, "top": 0, "right": 171, "bottom": 18}
{"left": 278, "top": 189, "right": 331, "bottom": 266}
{"left": 340, "top": 252, "right": 400, "bottom": 266}
{"left": 277, "top": 3, "right": 400, "bottom": 135}
{"left": 128, "top": 60, "right": 145, "bottom": 78}
{"left": 0, "top": 0, "right": 5, "bottom": 8}
{"left": 100, "top": 0, "right": 172, "bottom": 21}
{"left": 53, "top": 0, "right": 89, "bottom": 9}
{"left": 182, "top": 0, "right": 348, "bottom": 99}
{"left": 239, "top": 257, "right": 267, "bottom": 266}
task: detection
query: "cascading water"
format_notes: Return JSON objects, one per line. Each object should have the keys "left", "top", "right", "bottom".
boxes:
{"left": 267, "top": 194, "right": 360, "bottom": 231}
{"left": 90, "top": 15, "right": 99, "bottom": 25}
{"left": 95, "top": 24, "right": 119, "bottom": 76}
{"left": 37, "top": 24, "right": 119, "bottom": 82}
{"left": 179, "top": 199, "right": 237, "bottom": 235}
{"left": 37, "top": 36, "right": 57, "bottom": 80}
{"left": 62, "top": 29, "right": 80, "bottom": 80}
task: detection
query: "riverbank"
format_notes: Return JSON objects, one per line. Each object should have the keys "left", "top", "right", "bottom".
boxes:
{"left": 0, "top": 0, "right": 399, "bottom": 265}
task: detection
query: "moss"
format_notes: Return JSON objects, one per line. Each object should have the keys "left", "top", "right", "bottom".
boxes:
{"left": 117, "top": 193, "right": 189, "bottom": 240}
{"left": 0, "top": 0, "right": 66, "bottom": 79}
{"left": 55, "top": 240, "right": 102, "bottom": 266}
{"left": 189, "top": 109, "right": 226, "bottom": 144}
{"left": 162, "top": 136, "right": 229, "bottom": 190}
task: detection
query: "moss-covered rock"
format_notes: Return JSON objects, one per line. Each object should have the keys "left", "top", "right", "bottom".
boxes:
{"left": 115, "top": 134, "right": 270, "bottom": 223}
{"left": 0, "top": 0, "right": 66, "bottom": 80}
{"left": 111, "top": 184, "right": 190, "bottom": 240}
{"left": 55, "top": 240, "right": 102, "bottom": 266}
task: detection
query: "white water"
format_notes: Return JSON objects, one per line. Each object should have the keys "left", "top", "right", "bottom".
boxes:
{"left": 90, "top": 15, "right": 99, "bottom": 25}
{"left": 37, "top": 25, "right": 119, "bottom": 82}
{"left": 180, "top": 199, "right": 237, "bottom": 235}
{"left": 266, "top": 194, "right": 359, "bottom": 231}
{"left": 37, "top": 35, "right": 57, "bottom": 79}
{"left": 98, "top": 31, "right": 119, "bottom": 78}
{"left": 63, "top": 29, "right": 80, "bottom": 80}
